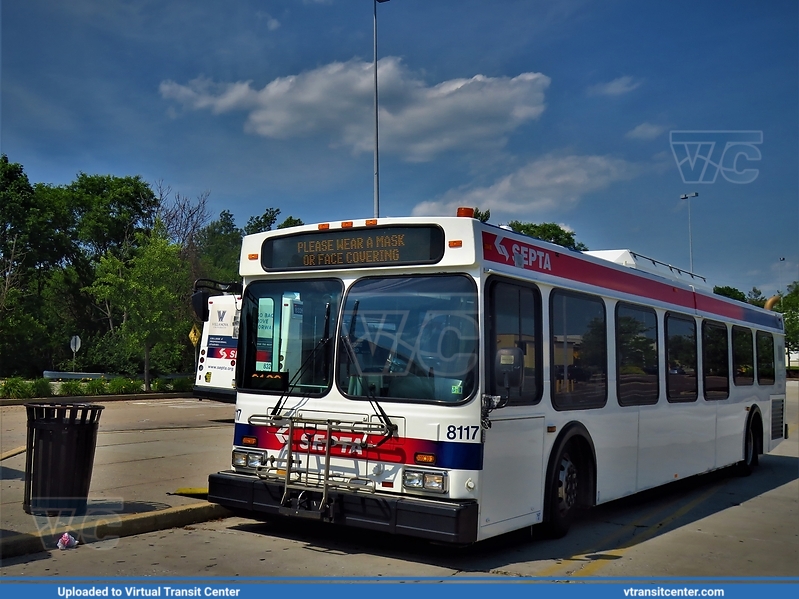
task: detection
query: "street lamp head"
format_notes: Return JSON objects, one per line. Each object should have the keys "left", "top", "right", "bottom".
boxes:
{"left": 680, "top": 192, "right": 699, "bottom": 200}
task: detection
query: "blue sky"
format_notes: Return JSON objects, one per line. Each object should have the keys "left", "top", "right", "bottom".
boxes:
{"left": 2, "top": 0, "right": 797, "bottom": 296}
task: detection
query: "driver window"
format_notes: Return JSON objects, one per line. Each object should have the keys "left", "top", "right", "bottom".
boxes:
{"left": 487, "top": 279, "right": 542, "bottom": 405}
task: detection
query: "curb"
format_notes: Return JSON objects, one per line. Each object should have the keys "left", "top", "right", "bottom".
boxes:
{"left": 0, "top": 393, "right": 193, "bottom": 408}
{"left": 0, "top": 502, "right": 233, "bottom": 560}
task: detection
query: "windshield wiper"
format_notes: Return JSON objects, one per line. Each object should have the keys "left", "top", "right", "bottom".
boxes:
{"left": 340, "top": 333, "right": 397, "bottom": 448}
{"left": 270, "top": 302, "right": 332, "bottom": 417}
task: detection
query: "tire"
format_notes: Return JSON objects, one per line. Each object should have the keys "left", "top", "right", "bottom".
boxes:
{"left": 737, "top": 419, "right": 759, "bottom": 477}
{"left": 543, "top": 442, "right": 580, "bottom": 538}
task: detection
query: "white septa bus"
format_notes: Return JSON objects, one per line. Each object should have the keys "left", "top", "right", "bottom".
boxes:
{"left": 192, "top": 280, "right": 242, "bottom": 404}
{"left": 208, "top": 209, "right": 786, "bottom": 544}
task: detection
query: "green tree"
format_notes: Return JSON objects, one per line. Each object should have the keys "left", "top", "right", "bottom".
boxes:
{"left": 278, "top": 216, "right": 304, "bottom": 229}
{"left": 195, "top": 210, "right": 243, "bottom": 283}
{"left": 245, "top": 208, "right": 281, "bottom": 234}
{"left": 506, "top": 221, "right": 588, "bottom": 251}
{"left": 473, "top": 207, "right": 491, "bottom": 223}
{"left": 0, "top": 156, "right": 81, "bottom": 376}
{"left": 714, "top": 285, "right": 747, "bottom": 302}
{"left": 70, "top": 173, "right": 159, "bottom": 261}
{"left": 747, "top": 287, "right": 767, "bottom": 308}
{"left": 86, "top": 226, "right": 191, "bottom": 390}
{"left": 777, "top": 282, "right": 799, "bottom": 369}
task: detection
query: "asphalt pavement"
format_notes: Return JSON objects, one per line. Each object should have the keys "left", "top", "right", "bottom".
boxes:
{"left": 2, "top": 384, "right": 796, "bottom": 564}
{"left": 0, "top": 395, "right": 234, "bottom": 560}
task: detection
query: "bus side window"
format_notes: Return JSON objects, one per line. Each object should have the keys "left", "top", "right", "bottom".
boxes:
{"left": 550, "top": 289, "right": 607, "bottom": 410}
{"left": 732, "top": 326, "right": 754, "bottom": 386}
{"left": 616, "top": 302, "right": 659, "bottom": 406}
{"left": 702, "top": 320, "right": 729, "bottom": 400}
{"left": 665, "top": 313, "right": 698, "bottom": 402}
{"left": 756, "top": 331, "right": 775, "bottom": 386}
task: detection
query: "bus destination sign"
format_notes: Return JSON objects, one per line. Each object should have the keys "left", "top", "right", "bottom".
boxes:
{"left": 261, "top": 225, "right": 445, "bottom": 271}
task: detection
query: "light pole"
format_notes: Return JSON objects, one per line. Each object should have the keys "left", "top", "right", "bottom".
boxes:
{"left": 779, "top": 257, "right": 786, "bottom": 309}
{"left": 680, "top": 192, "right": 699, "bottom": 272}
{"left": 374, "top": 0, "right": 390, "bottom": 219}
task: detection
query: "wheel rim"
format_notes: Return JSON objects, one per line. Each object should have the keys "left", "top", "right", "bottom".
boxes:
{"left": 556, "top": 452, "right": 578, "bottom": 517}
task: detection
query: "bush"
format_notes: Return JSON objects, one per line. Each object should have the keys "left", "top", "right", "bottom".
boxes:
{"left": 170, "top": 377, "right": 194, "bottom": 393}
{"left": 107, "top": 377, "right": 128, "bottom": 395}
{"left": 1, "top": 377, "right": 35, "bottom": 399}
{"left": 84, "top": 378, "right": 108, "bottom": 396}
{"left": 32, "top": 378, "right": 53, "bottom": 398}
{"left": 151, "top": 378, "right": 168, "bottom": 392}
{"left": 59, "top": 380, "right": 85, "bottom": 397}
{"left": 108, "top": 377, "right": 142, "bottom": 394}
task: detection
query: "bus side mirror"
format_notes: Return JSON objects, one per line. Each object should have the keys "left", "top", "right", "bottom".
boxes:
{"left": 495, "top": 347, "right": 524, "bottom": 392}
{"left": 191, "top": 290, "right": 211, "bottom": 322}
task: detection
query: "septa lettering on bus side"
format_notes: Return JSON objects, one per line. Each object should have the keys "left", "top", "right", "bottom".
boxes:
{"left": 483, "top": 232, "right": 553, "bottom": 272}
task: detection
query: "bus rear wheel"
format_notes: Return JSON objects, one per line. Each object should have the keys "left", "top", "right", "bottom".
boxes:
{"left": 737, "top": 419, "right": 759, "bottom": 476}
{"left": 543, "top": 443, "right": 580, "bottom": 538}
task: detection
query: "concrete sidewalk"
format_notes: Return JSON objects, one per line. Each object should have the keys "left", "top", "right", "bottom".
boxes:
{"left": 0, "top": 397, "right": 234, "bottom": 560}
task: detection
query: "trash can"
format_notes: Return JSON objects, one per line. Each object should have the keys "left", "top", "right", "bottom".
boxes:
{"left": 23, "top": 403, "right": 104, "bottom": 516}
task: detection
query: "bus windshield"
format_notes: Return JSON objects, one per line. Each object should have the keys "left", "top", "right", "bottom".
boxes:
{"left": 338, "top": 275, "right": 478, "bottom": 403}
{"left": 238, "top": 279, "right": 343, "bottom": 395}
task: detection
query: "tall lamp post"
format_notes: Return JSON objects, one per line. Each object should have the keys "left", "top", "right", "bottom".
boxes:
{"left": 374, "top": 0, "right": 390, "bottom": 219}
{"left": 681, "top": 192, "right": 699, "bottom": 272}
{"left": 779, "top": 257, "right": 786, "bottom": 309}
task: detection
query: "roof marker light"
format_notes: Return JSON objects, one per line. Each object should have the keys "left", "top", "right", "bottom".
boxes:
{"left": 342, "top": 221, "right": 354, "bottom": 228}
{"left": 318, "top": 223, "right": 330, "bottom": 231}
{"left": 457, "top": 207, "right": 475, "bottom": 218}
{"left": 365, "top": 219, "right": 378, "bottom": 226}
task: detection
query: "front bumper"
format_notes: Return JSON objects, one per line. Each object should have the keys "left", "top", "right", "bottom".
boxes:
{"left": 209, "top": 470, "right": 478, "bottom": 544}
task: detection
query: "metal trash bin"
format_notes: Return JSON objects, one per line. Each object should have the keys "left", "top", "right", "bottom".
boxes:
{"left": 23, "top": 403, "right": 104, "bottom": 515}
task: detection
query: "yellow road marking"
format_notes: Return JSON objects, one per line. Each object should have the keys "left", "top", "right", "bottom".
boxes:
{"left": 572, "top": 482, "right": 723, "bottom": 577}
{"left": 536, "top": 482, "right": 723, "bottom": 578}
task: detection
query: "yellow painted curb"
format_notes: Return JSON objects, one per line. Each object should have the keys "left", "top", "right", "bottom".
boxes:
{"left": 0, "top": 445, "right": 26, "bottom": 461}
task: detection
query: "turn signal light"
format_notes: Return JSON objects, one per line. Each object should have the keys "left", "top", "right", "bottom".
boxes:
{"left": 415, "top": 453, "right": 436, "bottom": 465}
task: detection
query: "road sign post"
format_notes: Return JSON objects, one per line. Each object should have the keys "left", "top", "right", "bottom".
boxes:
{"left": 69, "top": 335, "right": 81, "bottom": 373}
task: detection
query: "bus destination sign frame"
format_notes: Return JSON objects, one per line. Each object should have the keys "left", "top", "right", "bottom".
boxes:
{"left": 261, "top": 225, "right": 446, "bottom": 271}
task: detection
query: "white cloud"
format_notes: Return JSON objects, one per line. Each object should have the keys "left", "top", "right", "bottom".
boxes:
{"left": 256, "top": 12, "right": 280, "bottom": 31}
{"left": 625, "top": 122, "right": 666, "bottom": 140}
{"left": 159, "top": 58, "right": 550, "bottom": 162}
{"left": 588, "top": 76, "right": 641, "bottom": 96}
{"left": 411, "top": 154, "right": 641, "bottom": 217}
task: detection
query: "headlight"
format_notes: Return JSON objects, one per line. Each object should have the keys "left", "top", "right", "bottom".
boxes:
{"left": 403, "top": 469, "right": 447, "bottom": 493}
{"left": 233, "top": 451, "right": 248, "bottom": 467}
{"left": 403, "top": 471, "right": 424, "bottom": 488}
{"left": 233, "top": 450, "right": 264, "bottom": 468}
{"left": 423, "top": 472, "right": 445, "bottom": 492}
{"left": 246, "top": 452, "right": 264, "bottom": 468}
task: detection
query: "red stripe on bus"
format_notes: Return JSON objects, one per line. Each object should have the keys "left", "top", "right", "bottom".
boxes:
{"left": 482, "top": 231, "right": 781, "bottom": 329}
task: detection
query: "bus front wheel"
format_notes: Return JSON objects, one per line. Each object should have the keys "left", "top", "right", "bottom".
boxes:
{"left": 543, "top": 442, "right": 580, "bottom": 538}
